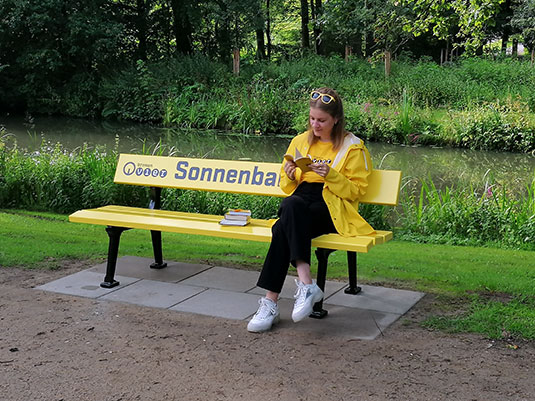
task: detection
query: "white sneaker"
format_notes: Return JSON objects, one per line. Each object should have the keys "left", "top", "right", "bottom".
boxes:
{"left": 292, "top": 279, "right": 324, "bottom": 322}
{"left": 247, "top": 297, "right": 280, "bottom": 333}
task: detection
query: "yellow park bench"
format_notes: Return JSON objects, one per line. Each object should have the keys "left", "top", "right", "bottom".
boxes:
{"left": 69, "top": 153, "right": 402, "bottom": 318}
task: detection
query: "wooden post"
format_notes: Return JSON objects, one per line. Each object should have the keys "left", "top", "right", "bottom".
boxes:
{"left": 384, "top": 50, "right": 391, "bottom": 78}
{"left": 532, "top": 49, "right": 534, "bottom": 66}
{"left": 233, "top": 48, "right": 240, "bottom": 76}
{"left": 345, "top": 45, "right": 352, "bottom": 62}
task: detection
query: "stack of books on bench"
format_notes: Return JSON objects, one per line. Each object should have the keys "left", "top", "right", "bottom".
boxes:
{"left": 219, "top": 209, "right": 251, "bottom": 226}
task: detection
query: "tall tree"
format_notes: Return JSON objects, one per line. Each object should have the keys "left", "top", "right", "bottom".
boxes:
{"left": 311, "top": 0, "right": 323, "bottom": 54}
{"left": 266, "top": 0, "right": 272, "bottom": 58}
{"left": 401, "top": 0, "right": 506, "bottom": 53}
{"left": 170, "top": 0, "right": 195, "bottom": 54}
{"left": 300, "top": 0, "right": 310, "bottom": 49}
{"left": 254, "top": 5, "right": 267, "bottom": 59}
{"left": 136, "top": 0, "right": 149, "bottom": 60}
{"left": 511, "top": 0, "right": 535, "bottom": 61}
{"left": 0, "top": 0, "right": 124, "bottom": 113}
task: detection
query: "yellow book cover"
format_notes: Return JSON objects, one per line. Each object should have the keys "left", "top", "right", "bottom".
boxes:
{"left": 283, "top": 148, "right": 312, "bottom": 172}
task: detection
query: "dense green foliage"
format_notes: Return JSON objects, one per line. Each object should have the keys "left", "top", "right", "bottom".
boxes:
{"left": 96, "top": 55, "right": 535, "bottom": 153}
{"left": 1, "top": 0, "right": 533, "bottom": 121}
{"left": 1, "top": 136, "right": 533, "bottom": 251}
{"left": 10, "top": 55, "right": 527, "bottom": 151}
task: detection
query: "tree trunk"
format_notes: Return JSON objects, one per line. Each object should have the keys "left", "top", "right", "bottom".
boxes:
{"left": 256, "top": 29, "right": 266, "bottom": 60}
{"left": 365, "top": 31, "right": 374, "bottom": 57}
{"left": 353, "top": 32, "right": 363, "bottom": 58}
{"left": 300, "top": 0, "right": 310, "bottom": 50}
{"left": 532, "top": 49, "right": 534, "bottom": 66}
{"left": 136, "top": 0, "right": 148, "bottom": 60}
{"left": 384, "top": 51, "right": 391, "bottom": 78}
{"left": 170, "top": 0, "right": 194, "bottom": 55}
{"left": 266, "top": 0, "right": 272, "bottom": 59}
{"left": 512, "top": 38, "right": 518, "bottom": 58}
{"left": 310, "top": 0, "right": 322, "bottom": 54}
{"left": 215, "top": 11, "right": 232, "bottom": 64}
{"left": 345, "top": 45, "right": 352, "bottom": 62}
{"left": 501, "top": 31, "right": 510, "bottom": 55}
{"left": 233, "top": 48, "right": 240, "bottom": 75}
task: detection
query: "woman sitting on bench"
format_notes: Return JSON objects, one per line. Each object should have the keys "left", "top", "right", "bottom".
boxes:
{"left": 248, "top": 87, "right": 375, "bottom": 333}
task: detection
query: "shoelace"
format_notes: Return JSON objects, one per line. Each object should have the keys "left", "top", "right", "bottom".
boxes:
{"left": 293, "top": 281, "right": 309, "bottom": 307}
{"left": 255, "top": 299, "right": 276, "bottom": 319}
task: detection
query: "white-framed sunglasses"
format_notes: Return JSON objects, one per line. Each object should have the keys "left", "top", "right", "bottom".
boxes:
{"left": 310, "top": 91, "right": 336, "bottom": 104}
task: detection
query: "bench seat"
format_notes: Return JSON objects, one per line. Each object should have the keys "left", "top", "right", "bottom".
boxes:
{"left": 70, "top": 205, "right": 392, "bottom": 253}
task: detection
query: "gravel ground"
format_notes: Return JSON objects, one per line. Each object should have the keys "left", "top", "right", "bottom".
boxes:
{"left": 1, "top": 264, "right": 534, "bottom": 401}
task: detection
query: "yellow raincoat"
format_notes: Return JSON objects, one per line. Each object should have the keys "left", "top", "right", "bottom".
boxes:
{"left": 280, "top": 132, "right": 375, "bottom": 237}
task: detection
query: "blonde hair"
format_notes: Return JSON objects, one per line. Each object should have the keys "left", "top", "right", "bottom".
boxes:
{"left": 307, "top": 87, "right": 346, "bottom": 151}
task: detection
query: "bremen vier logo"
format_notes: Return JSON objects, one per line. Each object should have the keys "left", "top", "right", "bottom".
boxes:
{"left": 123, "top": 162, "right": 167, "bottom": 178}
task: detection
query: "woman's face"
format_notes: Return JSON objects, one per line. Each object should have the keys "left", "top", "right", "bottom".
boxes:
{"left": 309, "top": 107, "right": 337, "bottom": 141}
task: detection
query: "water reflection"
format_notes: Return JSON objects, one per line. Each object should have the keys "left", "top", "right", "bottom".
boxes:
{"left": 2, "top": 115, "right": 534, "bottom": 193}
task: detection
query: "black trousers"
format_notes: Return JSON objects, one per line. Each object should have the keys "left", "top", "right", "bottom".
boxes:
{"left": 257, "top": 182, "right": 337, "bottom": 293}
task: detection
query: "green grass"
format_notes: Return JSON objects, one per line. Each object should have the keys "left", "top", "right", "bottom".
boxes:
{"left": 423, "top": 298, "right": 535, "bottom": 340}
{"left": 2, "top": 209, "right": 535, "bottom": 340}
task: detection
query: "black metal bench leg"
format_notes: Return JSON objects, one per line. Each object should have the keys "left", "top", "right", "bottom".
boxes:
{"left": 148, "top": 186, "right": 167, "bottom": 269}
{"left": 101, "top": 226, "right": 128, "bottom": 288}
{"left": 310, "top": 248, "right": 334, "bottom": 319}
{"left": 345, "top": 251, "right": 362, "bottom": 294}
{"left": 150, "top": 230, "right": 168, "bottom": 269}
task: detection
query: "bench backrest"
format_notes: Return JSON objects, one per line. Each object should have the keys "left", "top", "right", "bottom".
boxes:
{"left": 114, "top": 154, "right": 401, "bottom": 206}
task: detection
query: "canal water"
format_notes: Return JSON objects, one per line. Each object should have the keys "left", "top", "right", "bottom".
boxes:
{"left": 2, "top": 115, "right": 534, "bottom": 194}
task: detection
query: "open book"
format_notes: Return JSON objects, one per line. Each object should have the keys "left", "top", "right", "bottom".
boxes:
{"left": 283, "top": 148, "right": 313, "bottom": 172}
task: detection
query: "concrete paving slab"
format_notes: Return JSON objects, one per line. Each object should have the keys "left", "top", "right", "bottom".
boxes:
{"left": 272, "top": 299, "right": 401, "bottom": 340}
{"left": 170, "top": 289, "right": 261, "bottom": 320}
{"left": 35, "top": 270, "right": 140, "bottom": 299}
{"left": 325, "top": 284, "right": 425, "bottom": 315}
{"left": 88, "top": 256, "right": 211, "bottom": 283}
{"left": 99, "top": 279, "right": 206, "bottom": 309}
{"left": 36, "top": 259, "right": 424, "bottom": 340}
{"left": 247, "top": 275, "right": 347, "bottom": 300}
{"left": 179, "top": 266, "right": 259, "bottom": 292}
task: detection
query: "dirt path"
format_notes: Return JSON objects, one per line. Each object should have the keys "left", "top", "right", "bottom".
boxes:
{"left": 1, "top": 264, "right": 534, "bottom": 401}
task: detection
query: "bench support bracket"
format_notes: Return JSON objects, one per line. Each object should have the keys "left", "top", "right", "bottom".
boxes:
{"left": 101, "top": 226, "right": 130, "bottom": 288}
{"left": 310, "top": 248, "right": 333, "bottom": 319}
{"left": 344, "top": 251, "right": 361, "bottom": 294}
{"left": 149, "top": 186, "right": 167, "bottom": 269}
{"left": 150, "top": 230, "right": 167, "bottom": 269}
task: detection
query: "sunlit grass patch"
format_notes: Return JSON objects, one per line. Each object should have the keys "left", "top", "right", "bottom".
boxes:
{"left": 423, "top": 297, "right": 535, "bottom": 340}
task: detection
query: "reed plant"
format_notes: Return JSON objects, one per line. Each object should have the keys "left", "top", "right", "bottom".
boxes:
{"left": 399, "top": 87, "right": 413, "bottom": 136}
{"left": 0, "top": 136, "right": 148, "bottom": 213}
{"left": 398, "top": 173, "right": 535, "bottom": 250}
{"left": 2, "top": 136, "right": 534, "bottom": 251}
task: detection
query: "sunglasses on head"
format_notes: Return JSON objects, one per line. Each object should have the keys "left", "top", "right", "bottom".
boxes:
{"left": 310, "top": 91, "right": 336, "bottom": 104}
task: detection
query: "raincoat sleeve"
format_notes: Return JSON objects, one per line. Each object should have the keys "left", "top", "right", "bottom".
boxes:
{"left": 324, "top": 145, "right": 372, "bottom": 201}
{"left": 279, "top": 137, "right": 300, "bottom": 194}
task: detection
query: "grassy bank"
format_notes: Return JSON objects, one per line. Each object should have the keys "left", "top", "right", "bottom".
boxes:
{"left": 2, "top": 137, "right": 534, "bottom": 250}
{"left": 1, "top": 209, "right": 534, "bottom": 340}
{"left": 91, "top": 55, "right": 535, "bottom": 153}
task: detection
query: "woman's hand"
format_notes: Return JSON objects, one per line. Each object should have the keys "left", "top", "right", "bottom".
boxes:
{"left": 284, "top": 160, "right": 297, "bottom": 180}
{"left": 310, "top": 163, "right": 330, "bottom": 178}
